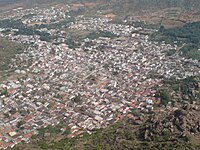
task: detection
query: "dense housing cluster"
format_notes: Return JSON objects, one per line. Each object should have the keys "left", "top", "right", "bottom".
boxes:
{"left": 0, "top": 4, "right": 200, "bottom": 149}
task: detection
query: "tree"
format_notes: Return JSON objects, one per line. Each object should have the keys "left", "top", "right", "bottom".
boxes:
{"left": 159, "top": 26, "right": 165, "bottom": 32}
{"left": 0, "top": 88, "right": 8, "bottom": 96}
{"left": 17, "top": 120, "right": 25, "bottom": 128}
{"left": 159, "top": 90, "right": 172, "bottom": 106}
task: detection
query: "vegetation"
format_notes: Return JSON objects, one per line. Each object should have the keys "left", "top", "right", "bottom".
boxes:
{"left": 2, "top": 1, "right": 200, "bottom": 150}
{"left": 0, "top": 88, "right": 8, "bottom": 96}
{"left": 36, "top": 18, "right": 74, "bottom": 30}
{"left": 152, "top": 22, "right": 200, "bottom": 60}
{"left": 35, "top": 124, "right": 70, "bottom": 138}
{"left": 0, "top": 19, "right": 24, "bottom": 29}
{"left": 86, "top": 31, "right": 116, "bottom": 39}
{"left": 12, "top": 116, "right": 200, "bottom": 150}
{"left": 159, "top": 90, "right": 172, "bottom": 106}
{"left": 4, "top": 0, "right": 200, "bottom": 10}
{"left": 166, "top": 49, "right": 176, "bottom": 56}
{"left": 12, "top": 74, "right": 200, "bottom": 150}
{"left": 131, "top": 21, "right": 160, "bottom": 30}
{"left": 157, "top": 76, "right": 200, "bottom": 105}
{"left": 0, "top": 38, "right": 24, "bottom": 71}
{"left": 65, "top": 38, "right": 79, "bottom": 49}
{"left": 0, "top": 19, "right": 51, "bottom": 42}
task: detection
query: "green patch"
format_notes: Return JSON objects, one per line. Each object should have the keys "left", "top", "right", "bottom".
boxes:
{"left": 166, "top": 49, "right": 176, "bottom": 56}
{"left": 18, "top": 117, "right": 200, "bottom": 150}
{"left": 152, "top": 22, "right": 200, "bottom": 60}
{"left": 158, "top": 76, "right": 200, "bottom": 104}
{"left": 159, "top": 90, "right": 172, "bottom": 106}
{"left": 130, "top": 108, "right": 141, "bottom": 117}
{"left": 36, "top": 124, "right": 68, "bottom": 138}
{"left": 0, "top": 38, "right": 24, "bottom": 71}
{"left": 132, "top": 21, "right": 160, "bottom": 29}
{"left": 86, "top": 31, "right": 116, "bottom": 39}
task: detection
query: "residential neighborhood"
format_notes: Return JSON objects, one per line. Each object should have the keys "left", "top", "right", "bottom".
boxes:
{"left": 0, "top": 4, "right": 200, "bottom": 149}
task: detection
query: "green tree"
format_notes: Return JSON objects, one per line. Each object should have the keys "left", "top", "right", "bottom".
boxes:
{"left": 160, "top": 90, "right": 172, "bottom": 105}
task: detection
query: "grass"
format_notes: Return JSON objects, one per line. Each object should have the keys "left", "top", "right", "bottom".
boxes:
{"left": 0, "top": 38, "right": 24, "bottom": 71}
{"left": 12, "top": 117, "right": 200, "bottom": 150}
{"left": 0, "top": 38, "right": 25, "bottom": 82}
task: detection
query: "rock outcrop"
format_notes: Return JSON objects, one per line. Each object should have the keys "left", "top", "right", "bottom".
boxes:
{"left": 141, "top": 103, "right": 200, "bottom": 142}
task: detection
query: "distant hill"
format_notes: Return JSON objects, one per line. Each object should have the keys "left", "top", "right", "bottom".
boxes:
{"left": 38, "top": 0, "right": 200, "bottom": 10}
{"left": 0, "top": 0, "right": 200, "bottom": 12}
{"left": 114, "top": 0, "right": 200, "bottom": 10}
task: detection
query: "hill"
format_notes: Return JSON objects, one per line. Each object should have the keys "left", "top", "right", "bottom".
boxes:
{"left": 12, "top": 101, "right": 200, "bottom": 150}
{"left": 11, "top": 76, "right": 200, "bottom": 150}
{"left": 1, "top": 0, "right": 200, "bottom": 11}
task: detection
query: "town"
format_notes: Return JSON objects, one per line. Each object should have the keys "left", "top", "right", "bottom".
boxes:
{"left": 0, "top": 4, "right": 200, "bottom": 149}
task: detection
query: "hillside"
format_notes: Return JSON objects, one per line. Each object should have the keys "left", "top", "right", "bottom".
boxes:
{"left": 151, "top": 21, "right": 200, "bottom": 60}
{"left": 12, "top": 101, "right": 200, "bottom": 150}
{"left": 10, "top": 76, "right": 200, "bottom": 150}
{"left": 1, "top": 0, "right": 200, "bottom": 25}
{"left": 1, "top": 0, "right": 200, "bottom": 11}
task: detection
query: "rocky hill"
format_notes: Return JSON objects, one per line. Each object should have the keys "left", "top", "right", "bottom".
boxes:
{"left": 11, "top": 102, "right": 200, "bottom": 150}
{"left": 10, "top": 75, "right": 200, "bottom": 150}
{"left": 142, "top": 103, "right": 200, "bottom": 143}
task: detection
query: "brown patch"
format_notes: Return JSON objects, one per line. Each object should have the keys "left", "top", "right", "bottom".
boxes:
{"left": 162, "top": 19, "right": 185, "bottom": 28}
{"left": 129, "top": 8, "right": 200, "bottom": 28}
{"left": 84, "top": 2, "right": 99, "bottom": 7}
{"left": 95, "top": 76, "right": 108, "bottom": 89}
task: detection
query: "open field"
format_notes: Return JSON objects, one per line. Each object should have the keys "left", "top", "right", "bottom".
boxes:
{"left": 129, "top": 8, "right": 200, "bottom": 29}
